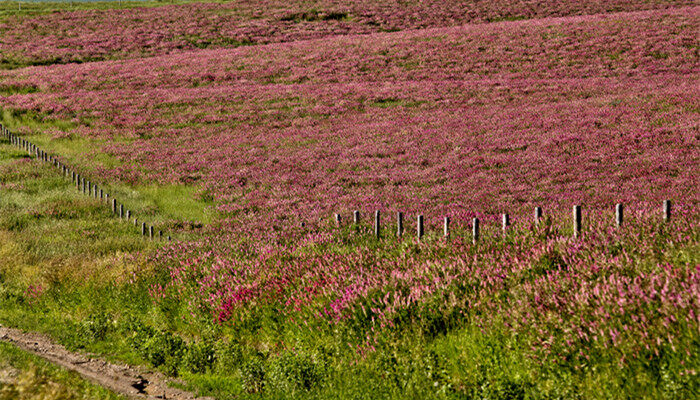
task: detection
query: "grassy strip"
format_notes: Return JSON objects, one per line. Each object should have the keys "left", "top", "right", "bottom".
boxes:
{"left": 0, "top": 0, "right": 186, "bottom": 19}
{"left": 0, "top": 340, "right": 125, "bottom": 399}
{"left": 0, "top": 107, "right": 216, "bottom": 228}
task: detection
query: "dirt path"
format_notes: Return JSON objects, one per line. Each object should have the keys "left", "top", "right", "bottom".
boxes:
{"left": 0, "top": 324, "right": 213, "bottom": 400}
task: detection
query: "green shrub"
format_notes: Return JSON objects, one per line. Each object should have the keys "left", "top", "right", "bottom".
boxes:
{"left": 77, "top": 312, "right": 113, "bottom": 341}
{"left": 123, "top": 319, "right": 185, "bottom": 376}
{"left": 214, "top": 339, "right": 243, "bottom": 375}
{"left": 240, "top": 357, "right": 266, "bottom": 393}
{"left": 269, "top": 352, "right": 325, "bottom": 392}
{"left": 143, "top": 331, "right": 185, "bottom": 373}
{"left": 182, "top": 340, "right": 215, "bottom": 374}
{"left": 123, "top": 317, "right": 157, "bottom": 351}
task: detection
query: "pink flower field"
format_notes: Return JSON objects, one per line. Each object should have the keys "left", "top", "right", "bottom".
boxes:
{"left": 0, "top": 2, "right": 698, "bottom": 397}
{"left": 1, "top": 6, "right": 697, "bottom": 231}
{"left": 0, "top": 0, "right": 693, "bottom": 67}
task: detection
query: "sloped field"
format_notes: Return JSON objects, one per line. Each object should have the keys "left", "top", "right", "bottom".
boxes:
{"left": 0, "top": 3, "right": 698, "bottom": 399}
{"left": 2, "top": 7, "right": 697, "bottom": 230}
{"left": 0, "top": 0, "right": 693, "bottom": 67}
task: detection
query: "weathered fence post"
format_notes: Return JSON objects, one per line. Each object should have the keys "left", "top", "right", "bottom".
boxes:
{"left": 615, "top": 203, "right": 624, "bottom": 227}
{"left": 99, "top": 189, "right": 104, "bottom": 200}
{"left": 417, "top": 214, "right": 424, "bottom": 240}
{"left": 573, "top": 205, "right": 582, "bottom": 238}
{"left": 663, "top": 200, "right": 671, "bottom": 222}
{"left": 396, "top": 212, "right": 403, "bottom": 237}
{"left": 141, "top": 222, "right": 146, "bottom": 236}
{"left": 502, "top": 213, "right": 510, "bottom": 234}
{"left": 444, "top": 216, "right": 450, "bottom": 239}
{"left": 472, "top": 217, "right": 479, "bottom": 244}
{"left": 374, "top": 210, "right": 380, "bottom": 238}
{"left": 353, "top": 210, "right": 360, "bottom": 225}
{"left": 149, "top": 226, "right": 154, "bottom": 240}
{"left": 534, "top": 207, "right": 542, "bottom": 225}
{"left": 334, "top": 213, "right": 341, "bottom": 227}
{"left": 112, "top": 199, "right": 117, "bottom": 214}
{"left": 119, "top": 204, "right": 124, "bottom": 220}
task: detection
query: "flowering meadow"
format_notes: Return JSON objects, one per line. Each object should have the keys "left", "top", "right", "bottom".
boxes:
{"left": 0, "top": 0, "right": 693, "bottom": 68}
{"left": 1, "top": 7, "right": 697, "bottom": 230}
{"left": 0, "top": 1, "right": 698, "bottom": 398}
{"left": 145, "top": 206, "right": 698, "bottom": 397}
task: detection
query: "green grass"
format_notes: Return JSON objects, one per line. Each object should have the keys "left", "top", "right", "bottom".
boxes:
{"left": 1, "top": 108, "right": 216, "bottom": 228}
{"left": 0, "top": 341, "right": 125, "bottom": 399}
{"left": 0, "top": 0, "right": 187, "bottom": 20}
{"left": 0, "top": 142, "right": 161, "bottom": 263}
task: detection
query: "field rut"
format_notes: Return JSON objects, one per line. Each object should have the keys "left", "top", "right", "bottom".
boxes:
{"left": 0, "top": 324, "right": 212, "bottom": 400}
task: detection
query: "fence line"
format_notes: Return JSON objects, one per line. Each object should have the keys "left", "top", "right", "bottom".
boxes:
{"left": 337, "top": 200, "right": 674, "bottom": 244}
{"left": 0, "top": 123, "right": 170, "bottom": 242}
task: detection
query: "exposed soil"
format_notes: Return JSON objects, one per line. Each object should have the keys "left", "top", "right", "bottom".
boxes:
{"left": 0, "top": 324, "right": 213, "bottom": 400}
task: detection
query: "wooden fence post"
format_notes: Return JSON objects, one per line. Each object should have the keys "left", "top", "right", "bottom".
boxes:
{"left": 573, "top": 205, "right": 582, "bottom": 238}
{"left": 334, "top": 213, "right": 341, "bottom": 227}
{"left": 502, "top": 213, "right": 510, "bottom": 234}
{"left": 615, "top": 203, "right": 623, "bottom": 227}
{"left": 353, "top": 210, "right": 360, "bottom": 225}
{"left": 141, "top": 222, "right": 146, "bottom": 236}
{"left": 149, "top": 226, "right": 154, "bottom": 240}
{"left": 119, "top": 204, "right": 124, "bottom": 220}
{"left": 112, "top": 199, "right": 117, "bottom": 214}
{"left": 663, "top": 200, "right": 671, "bottom": 222}
{"left": 472, "top": 217, "right": 479, "bottom": 244}
{"left": 534, "top": 207, "right": 542, "bottom": 225}
{"left": 417, "top": 214, "right": 424, "bottom": 240}
{"left": 444, "top": 216, "right": 450, "bottom": 239}
{"left": 374, "top": 210, "right": 380, "bottom": 238}
{"left": 397, "top": 212, "right": 403, "bottom": 237}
